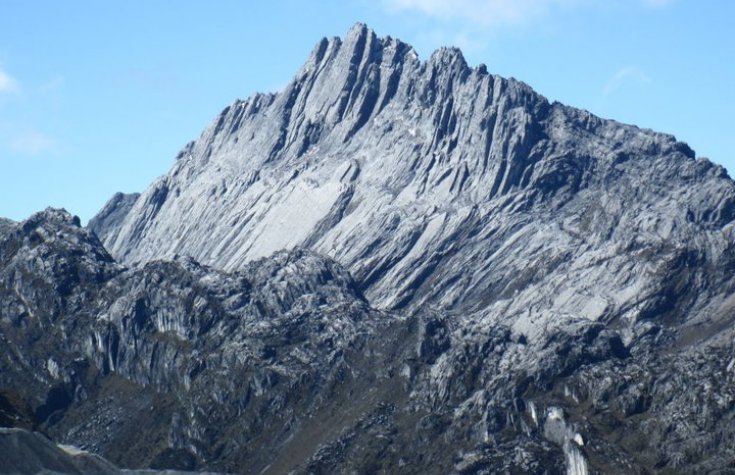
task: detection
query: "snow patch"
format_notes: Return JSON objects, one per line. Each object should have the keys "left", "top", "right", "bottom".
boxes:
{"left": 58, "top": 444, "right": 88, "bottom": 456}
{"left": 544, "top": 406, "right": 589, "bottom": 475}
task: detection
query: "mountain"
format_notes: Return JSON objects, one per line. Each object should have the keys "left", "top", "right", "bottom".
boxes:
{"left": 0, "top": 426, "right": 227, "bottom": 474}
{"left": 0, "top": 427, "right": 119, "bottom": 475}
{"left": 86, "top": 192, "right": 139, "bottom": 244}
{"left": 0, "top": 209, "right": 405, "bottom": 473}
{"left": 3, "top": 23, "right": 735, "bottom": 474}
{"left": 91, "top": 23, "right": 735, "bottom": 316}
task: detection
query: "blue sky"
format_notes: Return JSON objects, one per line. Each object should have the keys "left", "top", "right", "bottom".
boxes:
{"left": 1, "top": 0, "right": 733, "bottom": 223}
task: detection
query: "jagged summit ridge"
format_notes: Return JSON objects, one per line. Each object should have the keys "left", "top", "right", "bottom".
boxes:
{"left": 92, "top": 23, "right": 734, "bottom": 318}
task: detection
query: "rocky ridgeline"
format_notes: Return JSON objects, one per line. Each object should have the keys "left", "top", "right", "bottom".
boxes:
{"left": 2, "top": 23, "right": 735, "bottom": 474}
{"left": 92, "top": 24, "right": 735, "bottom": 317}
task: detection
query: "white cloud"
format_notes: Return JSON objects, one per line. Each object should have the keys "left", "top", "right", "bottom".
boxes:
{"left": 603, "top": 66, "right": 651, "bottom": 96}
{"left": 0, "top": 69, "right": 19, "bottom": 94}
{"left": 10, "top": 131, "right": 55, "bottom": 155}
{"left": 383, "top": 0, "right": 579, "bottom": 27}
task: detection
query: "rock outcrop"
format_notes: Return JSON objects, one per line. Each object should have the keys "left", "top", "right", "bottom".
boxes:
{"left": 0, "top": 427, "right": 119, "bottom": 475}
{"left": 96, "top": 23, "right": 735, "bottom": 318}
{"left": 2, "top": 23, "right": 735, "bottom": 474}
{"left": 87, "top": 192, "right": 139, "bottom": 244}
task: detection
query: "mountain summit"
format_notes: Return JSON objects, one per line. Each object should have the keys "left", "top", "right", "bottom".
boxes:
{"left": 3, "top": 24, "right": 735, "bottom": 474}
{"left": 93, "top": 23, "right": 734, "bottom": 315}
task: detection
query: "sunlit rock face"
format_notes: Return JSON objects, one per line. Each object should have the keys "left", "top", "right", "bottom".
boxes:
{"left": 4, "top": 23, "right": 735, "bottom": 474}
{"left": 93, "top": 23, "right": 735, "bottom": 319}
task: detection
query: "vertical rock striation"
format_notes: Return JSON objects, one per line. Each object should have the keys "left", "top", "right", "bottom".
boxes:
{"left": 2, "top": 23, "right": 735, "bottom": 474}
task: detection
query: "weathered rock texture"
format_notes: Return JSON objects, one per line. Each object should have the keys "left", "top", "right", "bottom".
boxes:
{"left": 93, "top": 24, "right": 735, "bottom": 316}
{"left": 87, "top": 191, "right": 139, "bottom": 243}
{"left": 4, "top": 23, "right": 735, "bottom": 474}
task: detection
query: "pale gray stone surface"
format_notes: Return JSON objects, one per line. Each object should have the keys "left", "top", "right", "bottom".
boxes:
{"left": 3, "top": 23, "right": 735, "bottom": 474}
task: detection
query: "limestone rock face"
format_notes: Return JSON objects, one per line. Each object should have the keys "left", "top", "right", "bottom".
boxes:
{"left": 2, "top": 23, "right": 735, "bottom": 474}
{"left": 96, "top": 23, "right": 735, "bottom": 319}
{"left": 87, "top": 192, "right": 139, "bottom": 244}
{"left": 1, "top": 209, "right": 400, "bottom": 473}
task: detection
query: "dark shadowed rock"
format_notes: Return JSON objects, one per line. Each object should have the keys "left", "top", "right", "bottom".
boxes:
{"left": 0, "top": 427, "right": 119, "bottom": 474}
{"left": 2, "top": 23, "right": 734, "bottom": 474}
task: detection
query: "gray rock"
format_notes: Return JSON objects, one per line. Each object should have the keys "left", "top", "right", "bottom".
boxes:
{"left": 88, "top": 192, "right": 140, "bottom": 243}
{"left": 0, "top": 427, "right": 230, "bottom": 474}
{"left": 0, "top": 427, "right": 119, "bottom": 475}
{"left": 2, "top": 22, "right": 735, "bottom": 474}
{"left": 94, "top": 23, "right": 735, "bottom": 323}
{"left": 1, "top": 209, "right": 419, "bottom": 473}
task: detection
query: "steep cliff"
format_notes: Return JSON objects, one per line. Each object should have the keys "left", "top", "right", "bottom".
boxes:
{"left": 95, "top": 23, "right": 735, "bottom": 319}
{"left": 3, "top": 23, "right": 735, "bottom": 474}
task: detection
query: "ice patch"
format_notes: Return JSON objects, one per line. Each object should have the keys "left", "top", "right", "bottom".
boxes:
{"left": 544, "top": 406, "right": 589, "bottom": 475}
{"left": 566, "top": 445, "right": 589, "bottom": 475}
{"left": 58, "top": 444, "right": 88, "bottom": 456}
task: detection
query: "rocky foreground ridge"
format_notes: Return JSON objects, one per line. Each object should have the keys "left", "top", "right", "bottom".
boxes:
{"left": 3, "top": 23, "right": 735, "bottom": 474}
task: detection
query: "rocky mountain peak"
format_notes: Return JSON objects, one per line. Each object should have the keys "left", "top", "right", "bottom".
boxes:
{"left": 90, "top": 24, "right": 735, "bottom": 317}
{"left": 427, "top": 46, "right": 468, "bottom": 70}
{"left": 22, "top": 208, "right": 82, "bottom": 230}
{"left": 5, "top": 23, "right": 735, "bottom": 475}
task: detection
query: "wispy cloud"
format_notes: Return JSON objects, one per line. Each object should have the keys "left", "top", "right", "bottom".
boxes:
{"left": 0, "top": 69, "right": 19, "bottom": 94}
{"left": 383, "top": 0, "right": 578, "bottom": 27}
{"left": 10, "top": 131, "right": 55, "bottom": 155}
{"left": 603, "top": 66, "right": 651, "bottom": 96}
